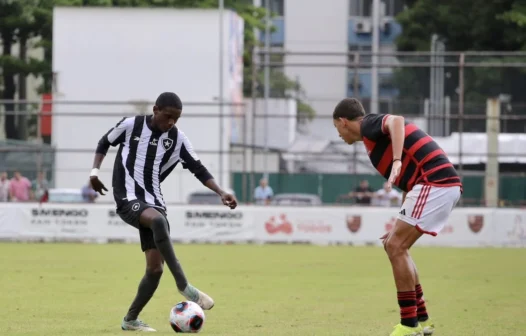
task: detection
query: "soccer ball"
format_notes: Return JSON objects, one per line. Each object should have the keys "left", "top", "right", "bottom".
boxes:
{"left": 169, "top": 301, "right": 205, "bottom": 333}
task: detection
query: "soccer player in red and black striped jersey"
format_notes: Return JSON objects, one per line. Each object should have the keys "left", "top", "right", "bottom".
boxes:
{"left": 333, "top": 98, "right": 462, "bottom": 336}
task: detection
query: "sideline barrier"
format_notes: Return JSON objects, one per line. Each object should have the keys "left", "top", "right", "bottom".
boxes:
{"left": 0, "top": 203, "right": 525, "bottom": 247}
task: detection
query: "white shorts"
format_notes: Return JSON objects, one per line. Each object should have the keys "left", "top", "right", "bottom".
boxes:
{"left": 397, "top": 184, "right": 461, "bottom": 236}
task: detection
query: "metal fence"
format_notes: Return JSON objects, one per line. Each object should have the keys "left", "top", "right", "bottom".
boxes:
{"left": 0, "top": 51, "right": 525, "bottom": 206}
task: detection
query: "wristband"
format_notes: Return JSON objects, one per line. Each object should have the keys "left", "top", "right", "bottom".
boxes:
{"left": 90, "top": 168, "right": 99, "bottom": 177}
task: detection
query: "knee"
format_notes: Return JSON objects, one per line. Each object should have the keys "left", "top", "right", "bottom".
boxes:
{"left": 384, "top": 238, "right": 409, "bottom": 259}
{"left": 146, "top": 264, "right": 164, "bottom": 278}
{"left": 151, "top": 215, "right": 169, "bottom": 241}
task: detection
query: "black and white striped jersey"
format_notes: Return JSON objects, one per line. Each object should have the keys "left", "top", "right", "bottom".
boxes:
{"left": 97, "top": 115, "right": 213, "bottom": 210}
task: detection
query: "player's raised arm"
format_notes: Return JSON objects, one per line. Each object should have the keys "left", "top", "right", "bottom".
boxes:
{"left": 90, "top": 117, "right": 130, "bottom": 195}
{"left": 179, "top": 133, "right": 237, "bottom": 209}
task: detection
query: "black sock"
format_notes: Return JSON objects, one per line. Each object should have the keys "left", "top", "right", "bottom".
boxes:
{"left": 416, "top": 284, "right": 429, "bottom": 322}
{"left": 397, "top": 291, "right": 418, "bottom": 328}
{"left": 150, "top": 216, "right": 189, "bottom": 291}
{"left": 125, "top": 270, "right": 162, "bottom": 321}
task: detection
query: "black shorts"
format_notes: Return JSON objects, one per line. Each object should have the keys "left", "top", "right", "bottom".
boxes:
{"left": 116, "top": 199, "right": 169, "bottom": 252}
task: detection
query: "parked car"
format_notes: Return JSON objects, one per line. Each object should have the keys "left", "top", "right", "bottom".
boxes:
{"left": 187, "top": 188, "right": 236, "bottom": 205}
{"left": 270, "top": 193, "right": 322, "bottom": 206}
{"left": 47, "top": 188, "right": 85, "bottom": 203}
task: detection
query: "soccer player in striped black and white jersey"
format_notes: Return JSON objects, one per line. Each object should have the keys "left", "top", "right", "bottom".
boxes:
{"left": 89, "top": 92, "right": 237, "bottom": 332}
{"left": 333, "top": 98, "right": 462, "bottom": 336}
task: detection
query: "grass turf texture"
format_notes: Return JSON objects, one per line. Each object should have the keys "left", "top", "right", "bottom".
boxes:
{"left": 1, "top": 243, "right": 525, "bottom": 335}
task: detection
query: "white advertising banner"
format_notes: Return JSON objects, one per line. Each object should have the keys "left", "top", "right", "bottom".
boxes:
{"left": 168, "top": 206, "right": 254, "bottom": 242}
{"left": 19, "top": 204, "right": 96, "bottom": 240}
{"left": 492, "top": 209, "right": 526, "bottom": 248}
{"left": 252, "top": 207, "right": 345, "bottom": 244}
{"left": 0, "top": 203, "right": 525, "bottom": 248}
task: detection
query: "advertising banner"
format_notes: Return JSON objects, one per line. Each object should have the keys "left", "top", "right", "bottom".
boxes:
{"left": 168, "top": 206, "right": 254, "bottom": 242}
{"left": 0, "top": 204, "right": 524, "bottom": 248}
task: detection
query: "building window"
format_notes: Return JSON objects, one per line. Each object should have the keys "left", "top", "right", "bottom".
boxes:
{"left": 350, "top": 0, "right": 405, "bottom": 17}
{"left": 349, "top": 0, "right": 372, "bottom": 16}
{"left": 349, "top": 0, "right": 360, "bottom": 16}
{"left": 348, "top": 44, "right": 372, "bottom": 64}
{"left": 385, "top": 0, "right": 405, "bottom": 17}
{"left": 261, "top": 0, "right": 284, "bottom": 16}
{"left": 363, "top": 0, "right": 372, "bottom": 16}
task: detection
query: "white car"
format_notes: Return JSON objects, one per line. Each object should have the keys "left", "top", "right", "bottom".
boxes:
{"left": 187, "top": 188, "right": 236, "bottom": 205}
{"left": 47, "top": 188, "right": 85, "bottom": 203}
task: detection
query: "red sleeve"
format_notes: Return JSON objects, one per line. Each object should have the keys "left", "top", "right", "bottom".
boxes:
{"left": 360, "top": 114, "right": 390, "bottom": 140}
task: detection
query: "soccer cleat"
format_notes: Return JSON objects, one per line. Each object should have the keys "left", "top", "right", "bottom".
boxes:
{"left": 419, "top": 319, "right": 435, "bottom": 335}
{"left": 121, "top": 318, "right": 157, "bottom": 332}
{"left": 179, "top": 284, "right": 215, "bottom": 310}
{"left": 389, "top": 323, "right": 423, "bottom": 336}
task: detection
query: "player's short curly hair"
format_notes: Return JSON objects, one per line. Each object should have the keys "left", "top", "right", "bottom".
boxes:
{"left": 333, "top": 98, "right": 366, "bottom": 120}
{"left": 156, "top": 92, "right": 183, "bottom": 110}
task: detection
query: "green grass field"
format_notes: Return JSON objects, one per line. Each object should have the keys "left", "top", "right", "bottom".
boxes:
{"left": 1, "top": 243, "right": 525, "bottom": 335}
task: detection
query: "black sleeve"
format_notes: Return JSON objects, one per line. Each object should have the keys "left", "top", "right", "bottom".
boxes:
{"left": 360, "top": 114, "right": 390, "bottom": 141}
{"left": 179, "top": 133, "right": 214, "bottom": 184}
{"left": 96, "top": 117, "right": 129, "bottom": 155}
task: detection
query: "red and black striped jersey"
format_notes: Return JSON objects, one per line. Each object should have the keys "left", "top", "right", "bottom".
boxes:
{"left": 360, "top": 114, "right": 462, "bottom": 193}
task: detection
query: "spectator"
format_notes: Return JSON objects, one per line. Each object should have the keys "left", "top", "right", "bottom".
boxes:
{"left": 254, "top": 178, "right": 273, "bottom": 205}
{"left": 349, "top": 179, "right": 374, "bottom": 205}
{"left": 81, "top": 180, "right": 98, "bottom": 203}
{"left": 373, "top": 181, "right": 402, "bottom": 207}
{"left": 0, "top": 172, "right": 9, "bottom": 202}
{"left": 32, "top": 171, "right": 49, "bottom": 202}
{"left": 9, "top": 171, "right": 32, "bottom": 202}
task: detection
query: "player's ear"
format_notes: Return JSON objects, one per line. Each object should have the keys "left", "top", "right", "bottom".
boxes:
{"left": 153, "top": 105, "right": 159, "bottom": 114}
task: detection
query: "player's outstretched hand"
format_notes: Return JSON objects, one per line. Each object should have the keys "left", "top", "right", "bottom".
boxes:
{"left": 90, "top": 176, "right": 108, "bottom": 195}
{"left": 221, "top": 193, "right": 238, "bottom": 209}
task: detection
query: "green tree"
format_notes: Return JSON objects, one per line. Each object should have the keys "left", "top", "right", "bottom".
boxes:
{"left": 0, "top": 0, "right": 314, "bottom": 140}
{"left": 393, "top": 0, "right": 526, "bottom": 122}
{"left": 0, "top": 0, "right": 48, "bottom": 139}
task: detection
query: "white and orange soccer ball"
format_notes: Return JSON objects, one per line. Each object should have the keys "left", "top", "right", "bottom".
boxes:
{"left": 169, "top": 301, "right": 205, "bottom": 333}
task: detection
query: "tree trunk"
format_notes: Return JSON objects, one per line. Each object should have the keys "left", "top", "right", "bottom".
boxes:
{"left": 2, "top": 36, "right": 19, "bottom": 140}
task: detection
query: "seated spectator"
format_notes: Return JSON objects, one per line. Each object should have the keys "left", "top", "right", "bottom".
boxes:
{"left": 254, "top": 178, "right": 273, "bottom": 205}
{"left": 373, "top": 182, "right": 402, "bottom": 207}
{"left": 0, "top": 172, "right": 9, "bottom": 202}
{"left": 349, "top": 179, "right": 374, "bottom": 205}
{"left": 9, "top": 171, "right": 31, "bottom": 202}
{"left": 82, "top": 180, "right": 98, "bottom": 203}
{"left": 32, "top": 171, "right": 49, "bottom": 202}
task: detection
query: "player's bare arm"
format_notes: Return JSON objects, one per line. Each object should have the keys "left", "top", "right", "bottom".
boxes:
{"left": 89, "top": 129, "right": 115, "bottom": 195}
{"left": 384, "top": 115, "right": 405, "bottom": 191}
{"left": 89, "top": 117, "right": 129, "bottom": 195}
{"left": 204, "top": 178, "right": 237, "bottom": 209}
{"left": 90, "top": 153, "right": 108, "bottom": 195}
{"left": 179, "top": 135, "right": 237, "bottom": 209}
